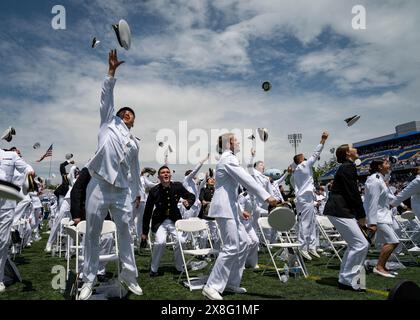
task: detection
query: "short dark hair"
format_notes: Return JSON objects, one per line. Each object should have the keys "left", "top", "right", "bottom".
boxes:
{"left": 116, "top": 107, "right": 135, "bottom": 118}
{"left": 370, "top": 159, "right": 387, "bottom": 174}
{"left": 293, "top": 154, "right": 303, "bottom": 165}
{"left": 254, "top": 161, "right": 264, "bottom": 168}
{"left": 158, "top": 166, "right": 170, "bottom": 175}
{"left": 336, "top": 145, "right": 350, "bottom": 164}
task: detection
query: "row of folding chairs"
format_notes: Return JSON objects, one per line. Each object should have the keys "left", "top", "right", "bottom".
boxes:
{"left": 64, "top": 220, "right": 121, "bottom": 300}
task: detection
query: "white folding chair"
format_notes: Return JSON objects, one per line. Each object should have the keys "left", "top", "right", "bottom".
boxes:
{"left": 65, "top": 220, "right": 121, "bottom": 300}
{"left": 175, "top": 219, "right": 219, "bottom": 291}
{"left": 395, "top": 213, "right": 420, "bottom": 249}
{"left": 258, "top": 208, "right": 308, "bottom": 281}
{"left": 58, "top": 217, "right": 71, "bottom": 258}
{"left": 316, "top": 216, "right": 347, "bottom": 267}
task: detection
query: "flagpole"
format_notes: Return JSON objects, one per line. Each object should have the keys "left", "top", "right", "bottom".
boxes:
{"left": 48, "top": 144, "right": 53, "bottom": 180}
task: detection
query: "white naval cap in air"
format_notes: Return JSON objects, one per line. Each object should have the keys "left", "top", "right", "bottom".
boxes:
{"left": 345, "top": 115, "right": 361, "bottom": 127}
{"left": 1, "top": 127, "right": 16, "bottom": 143}
{"left": 92, "top": 37, "right": 100, "bottom": 48}
{"left": 257, "top": 128, "right": 269, "bottom": 142}
{"left": 112, "top": 19, "right": 132, "bottom": 50}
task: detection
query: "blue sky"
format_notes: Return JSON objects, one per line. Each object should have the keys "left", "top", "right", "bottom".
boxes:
{"left": 1, "top": 0, "right": 419, "bottom": 183}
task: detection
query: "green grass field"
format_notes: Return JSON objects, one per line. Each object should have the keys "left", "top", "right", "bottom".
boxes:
{"left": 1, "top": 227, "right": 420, "bottom": 300}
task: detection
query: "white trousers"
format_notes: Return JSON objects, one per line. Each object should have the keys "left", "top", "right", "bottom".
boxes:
{"left": 79, "top": 234, "right": 113, "bottom": 276}
{"left": 328, "top": 216, "right": 369, "bottom": 287}
{"left": 131, "top": 201, "right": 146, "bottom": 240}
{"left": 0, "top": 209, "right": 14, "bottom": 283}
{"left": 47, "top": 200, "right": 70, "bottom": 246}
{"left": 83, "top": 176, "right": 138, "bottom": 283}
{"left": 200, "top": 220, "right": 221, "bottom": 250}
{"left": 13, "top": 197, "right": 31, "bottom": 226}
{"left": 242, "top": 219, "right": 259, "bottom": 268}
{"left": 206, "top": 217, "right": 249, "bottom": 293}
{"left": 151, "top": 219, "right": 184, "bottom": 273}
{"left": 296, "top": 194, "right": 317, "bottom": 251}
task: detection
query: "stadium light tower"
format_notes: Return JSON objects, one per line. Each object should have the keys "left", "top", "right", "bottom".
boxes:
{"left": 288, "top": 133, "right": 303, "bottom": 155}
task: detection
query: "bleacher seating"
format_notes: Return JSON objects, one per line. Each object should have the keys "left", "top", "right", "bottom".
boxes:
{"left": 322, "top": 143, "right": 420, "bottom": 180}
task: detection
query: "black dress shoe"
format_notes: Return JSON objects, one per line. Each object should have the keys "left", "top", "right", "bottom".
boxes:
{"left": 338, "top": 282, "right": 366, "bottom": 292}
{"left": 150, "top": 271, "right": 163, "bottom": 277}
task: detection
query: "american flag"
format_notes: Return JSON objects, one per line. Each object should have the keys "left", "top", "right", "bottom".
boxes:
{"left": 36, "top": 144, "right": 53, "bottom": 162}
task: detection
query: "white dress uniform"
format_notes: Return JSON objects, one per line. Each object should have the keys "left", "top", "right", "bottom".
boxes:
{"left": 247, "top": 158, "right": 275, "bottom": 243}
{"left": 45, "top": 188, "right": 72, "bottom": 249}
{"left": 315, "top": 192, "right": 327, "bottom": 215}
{"left": 131, "top": 175, "right": 157, "bottom": 241}
{"left": 83, "top": 76, "right": 143, "bottom": 284}
{"left": 364, "top": 173, "right": 399, "bottom": 245}
{"left": 205, "top": 150, "right": 271, "bottom": 294}
{"left": 238, "top": 192, "right": 259, "bottom": 268}
{"left": 180, "top": 162, "right": 204, "bottom": 219}
{"left": 292, "top": 144, "right": 324, "bottom": 251}
{"left": 272, "top": 172, "right": 289, "bottom": 202}
{"left": 390, "top": 175, "right": 420, "bottom": 219}
{"left": 46, "top": 166, "right": 79, "bottom": 249}
{"left": 0, "top": 150, "right": 33, "bottom": 287}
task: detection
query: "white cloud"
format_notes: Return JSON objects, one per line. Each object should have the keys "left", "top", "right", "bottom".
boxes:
{"left": 1, "top": 0, "right": 420, "bottom": 182}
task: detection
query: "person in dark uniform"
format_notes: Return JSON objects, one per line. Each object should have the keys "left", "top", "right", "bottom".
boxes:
{"left": 54, "top": 160, "right": 75, "bottom": 205}
{"left": 141, "top": 166, "right": 196, "bottom": 276}
{"left": 70, "top": 167, "right": 91, "bottom": 224}
{"left": 199, "top": 177, "right": 215, "bottom": 220}
{"left": 323, "top": 144, "right": 369, "bottom": 292}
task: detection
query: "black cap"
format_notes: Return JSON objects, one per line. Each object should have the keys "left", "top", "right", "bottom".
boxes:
{"left": 262, "top": 81, "right": 272, "bottom": 92}
{"left": 116, "top": 107, "right": 136, "bottom": 118}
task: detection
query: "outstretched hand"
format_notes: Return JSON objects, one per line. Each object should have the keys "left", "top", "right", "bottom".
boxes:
{"left": 321, "top": 131, "right": 329, "bottom": 144}
{"left": 108, "top": 49, "right": 125, "bottom": 77}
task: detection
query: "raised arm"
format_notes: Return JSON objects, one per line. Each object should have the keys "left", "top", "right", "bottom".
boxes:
{"left": 390, "top": 177, "right": 420, "bottom": 207}
{"left": 273, "top": 166, "right": 293, "bottom": 188}
{"left": 100, "top": 50, "right": 125, "bottom": 126}
{"left": 307, "top": 132, "right": 329, "bottom": 167}
{"left": 185, "top": 154, "right": 209, "bottom": 182}
{"left": 247, "top": 148, "right": 256, "bottom": 175}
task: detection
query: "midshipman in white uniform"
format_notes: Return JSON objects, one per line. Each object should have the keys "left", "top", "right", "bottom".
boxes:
{"left": 79, "top": 50, "right": 143, "bottom": 300}
{"left": 180, "top": 154, "right": 209, "bottom": 219}
{"left": 364, "top": 159, "right": 399, "bottom": 278}
{"left": 202, "top": 133, "right": 277, "bottom": 300}
{"left": 292, "top": 132, "right": 329, "bottom": 260}
{"left": 0, "top": 149, "right": 34, "bottom": 293}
